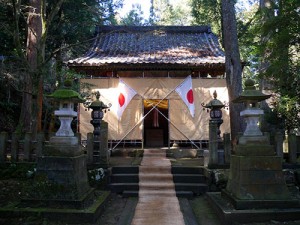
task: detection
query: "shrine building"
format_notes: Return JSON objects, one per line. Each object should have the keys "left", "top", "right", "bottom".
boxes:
{"left": 68, "top": 25, "right": 230, "bottom": 149}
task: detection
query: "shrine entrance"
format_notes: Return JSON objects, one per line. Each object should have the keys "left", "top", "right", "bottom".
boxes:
{"left": 143, "top": 99, "right": 169, "bottom": 147}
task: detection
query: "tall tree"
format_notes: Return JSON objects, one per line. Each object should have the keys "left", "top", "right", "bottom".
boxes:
{"left": 120, "top": 3, "right": 144, "bottom": 25}
{"left": 1, "top": 0, "right": 120, "bottom": 133}
{"left": 221, "top": 0, "right": 243, "bottom": 141}
{"left": 191, "top": 0, "right": 222, "bottom": 36}
{"left": 149, "top": 0, "right": 192, "bottom": 25}
{"left": 23, "top": 0, "right": 64, "bottom": 134}
{"left": 256, "top": 0, "right": 300, "bottom": 131}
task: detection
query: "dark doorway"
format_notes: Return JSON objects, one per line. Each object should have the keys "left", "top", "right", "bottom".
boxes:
{"left": 143, "top": 99, "right": 169, "bottom": 147}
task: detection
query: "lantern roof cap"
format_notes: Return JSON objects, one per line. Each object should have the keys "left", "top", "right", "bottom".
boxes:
{"left": 232, "top": 78, "right": 271, "bottom": 103}
{"left": 88, "top": 92, "right": 110, "bottom": 109}
{"left": 203, "top": 90, "right": 225, "bottom": 109}
{"left": 47, "top": 80, "right": 85, "bottom": 103}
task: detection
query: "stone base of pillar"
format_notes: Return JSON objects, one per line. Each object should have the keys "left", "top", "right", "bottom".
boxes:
{"left": 35, "top": 155, "right": 91, "bottom": 202}
{"left": 92, "top": 122, "right": 109, "bottom": 168}
{"left": 224, "top": 141, "right": 298, "bottom": 209}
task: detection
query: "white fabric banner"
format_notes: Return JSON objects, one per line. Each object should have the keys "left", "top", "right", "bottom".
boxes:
{"left": 116, "top": 79, "right": 137, "bottom": 120}
{"left": 175, "top": 75, "right": 195, "bottom": 117}
{"left": 79, "top": 77, "right": 230, "bottom": 141}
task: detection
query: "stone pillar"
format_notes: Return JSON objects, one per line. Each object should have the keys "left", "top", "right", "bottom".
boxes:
{"left": 0, "top": 132, "right": 8, "bottom": 162}
{"left": 274, "top": 131, "right": 283, "bottom": 158}
{"left": 23, "top": 132, "right": 32, "bottom": 161}
{"left": 203, "top": 149, "right": 209, "bottom": 167}
{"left": 208, "top": 120, "right": 218, "bottom": 168}
{"left": 11, "top": 132, "right": 20, "bottom": 162}
{"left": 93, "top": 121, "right": 109, "bottom": 168}
{"left": 36, "top": 132, "right": 44, "bottom": 158}
{"left": 86, "top": 132, "right": 94, "bottom": 165}
{"left": 288, "top": 133, "right": 297, "bottom": 164}
{"left": 223, "top": 133, "right": 231, "bottom": 164}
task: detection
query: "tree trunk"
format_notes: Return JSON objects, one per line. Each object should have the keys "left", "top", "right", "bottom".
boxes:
{"left": 19, "top": 0, "right": 42, "bottom": 133}
{"left": 221, "top": 0, "right": 244, "bottom": 142}
{"left": 25, "top": 0, "right": 42, "bottom": 134}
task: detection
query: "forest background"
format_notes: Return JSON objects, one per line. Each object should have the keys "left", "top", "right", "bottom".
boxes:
{"left": 0, "top": 0, "right": 299, "bottom": 139}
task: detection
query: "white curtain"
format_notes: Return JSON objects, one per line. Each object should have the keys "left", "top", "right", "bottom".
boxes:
{"left": 79, "top": 78, "right": 230, "bottom": 140}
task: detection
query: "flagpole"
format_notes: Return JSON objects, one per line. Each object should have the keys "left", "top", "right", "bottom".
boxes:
{"left": 111, "top": 77, "right": 191, "bottom": 150}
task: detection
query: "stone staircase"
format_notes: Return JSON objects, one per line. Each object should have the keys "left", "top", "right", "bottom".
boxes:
{"left": 108, "top": 166, "right": 208, "bottom": 198}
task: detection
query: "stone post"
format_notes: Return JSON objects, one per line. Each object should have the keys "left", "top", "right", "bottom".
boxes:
{"left": 288, "top": 133, "right": 297, "bottom": 164}
{"left": 223, "top": 133, "right": 231, "bottom": 164}
{"left": 86, "top": 132, "right": 94, "bottom": 165}
{"left": 0, "top": 132, "right": 8, "bottom": 162}
{"left": 208, "top": 120, "right": 218, "bottom": 168}
{"left": 36, "top": 132, "right": 44, "bottom": 158}
{"left": 274, "top": 131, "right": 284, "bottom": 158}
{"left": 76, "top": 133, "right": 81, "bottom": 145}
{"left": 23, "top": 132, "right": 32, "bottom": 161}
{"left": 11, "top": 132, "right": 20, "bottom": 162}
{"left": 99, "top": 121, "right": 109, "bottom": 167}
{"left": 297, "top": 136, "right": 300, "bottom": 159}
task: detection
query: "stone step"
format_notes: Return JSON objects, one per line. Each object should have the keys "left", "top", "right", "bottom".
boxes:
{"left": 143, "top": 153, "right": 167, "bottom": 157}
{"left": 110, "top": 166, "right": 205, "bottom": 175}
{"left": 139, "top": 182, "right": 175, "bottom": 190}
{"left": 175, "top": 183, "right": 208, "bottom": 195}
{"left": 139, "top": 166, "right": 172, "bottom": 174}
{"left": 171, "top": 166, "right": 205, "bottom": 174}
{"left": 109, "top": 183, "right": 139, "bottom": 193}
{"left": 109, "top": 183, "right": 208, "bottom": 195}
{"left": 110, "top": 173, "right": 206, "bottom": 183}
{"left": 110, "top": 166, "right": 139, "bottom": 174}
{"left": 174, "top": 174, "right": 206, "bottom": 183}
{"left": 123, "top": 190, "right": 194, "bottom": 198}
{"left": 110, "top": 174, "right": 139, "bottom": 183}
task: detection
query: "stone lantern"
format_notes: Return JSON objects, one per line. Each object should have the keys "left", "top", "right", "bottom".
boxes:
{"left": 202, "top": 90, "right": 226, "bottom": 138}
{"left": 88, "top": 91, "right": 111, "bottom": 167}
{"left": 46, "top": 80, "right": 85, "bottom": 155}
{"left": 232, "top": 78, "right": 271, "bottom": 138}
{"left": 49, "top": 82, "right": 85, "bottom": 134}
{"left": 220, "top": 78, "right": 298, "bottom": 210}
{"left": 36, "top": 80, "right": 92, "bottom": 203}
{"left": 89, "top": 91, "right": 110, "bottom": 137}
{"left": 202, "top": 90, "right": 227, "bottom": 167}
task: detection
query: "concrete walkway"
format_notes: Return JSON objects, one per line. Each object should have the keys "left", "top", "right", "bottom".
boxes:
{"left": 131, "top": 149, "right": 186, "bottom": 225}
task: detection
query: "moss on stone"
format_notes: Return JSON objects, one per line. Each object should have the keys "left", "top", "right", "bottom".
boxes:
{"left": 47, "top": 88, "right": 85, "bottom": 103}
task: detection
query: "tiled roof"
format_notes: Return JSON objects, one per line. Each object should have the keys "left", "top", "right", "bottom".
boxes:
{"left": 68, "top": 26, "right": 225, "bottom": 70}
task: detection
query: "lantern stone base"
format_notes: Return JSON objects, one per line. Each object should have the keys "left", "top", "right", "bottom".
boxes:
{"left": 43, "top": 136, "right": 82, "bottom": 157}
{"left": 224, "top": 138, "right": 298, "bottom": 210}
{"left": 36, "top": 154, "right": 91, "bottom": 202}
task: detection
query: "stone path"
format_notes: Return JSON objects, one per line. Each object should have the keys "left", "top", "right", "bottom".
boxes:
{"left": 131, "top": 149, "right": 186, "bottom": 225}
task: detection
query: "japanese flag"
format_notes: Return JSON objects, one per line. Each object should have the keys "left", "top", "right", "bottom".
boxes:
{"left": 116, "top": 79, "right": 137, "bottom": 120}
{"left": 175, "top": 75, "right": 195, "bottom": 117}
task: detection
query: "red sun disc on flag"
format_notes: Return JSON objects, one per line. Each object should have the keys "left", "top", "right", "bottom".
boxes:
{"left": 187, "top": 89, "right": 194, "bottom": 104}
{"left": 118, "top": 93, "right": 125, "bottom": 107}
